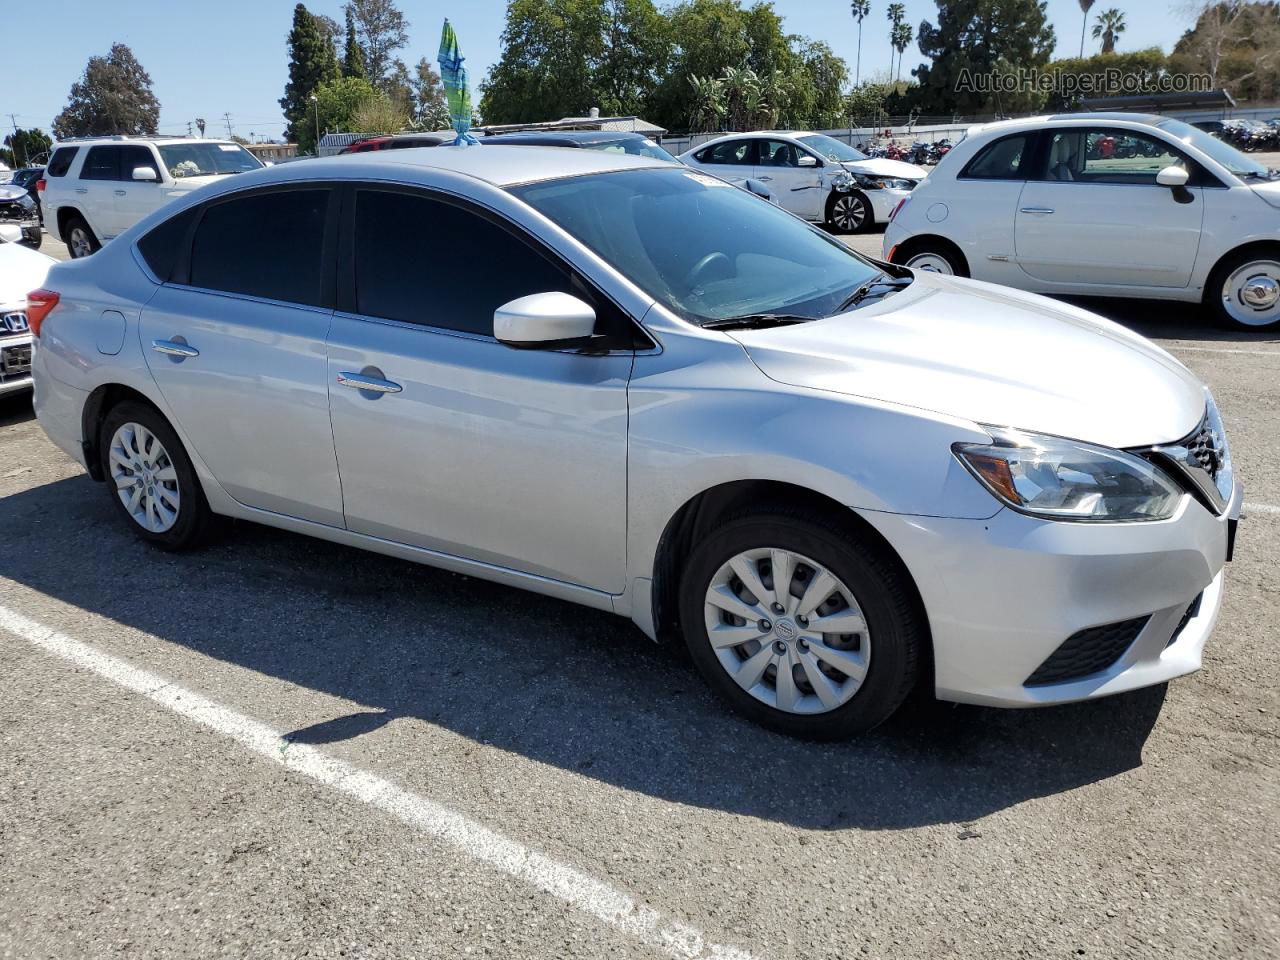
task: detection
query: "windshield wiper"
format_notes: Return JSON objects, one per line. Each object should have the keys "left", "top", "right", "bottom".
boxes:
{"left": 702, "top": 313, "right": 813, "bottom": 331}
{"left": 831, "top": 273, "right": 914, "bottom": 314}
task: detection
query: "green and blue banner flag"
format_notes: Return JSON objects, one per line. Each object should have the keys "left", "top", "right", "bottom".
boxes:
{"left": 438, "top": 19, "right": 478, "bottom": 146}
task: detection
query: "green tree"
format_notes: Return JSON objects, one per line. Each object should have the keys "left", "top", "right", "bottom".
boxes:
{"left": 1171, "top": 1, "right": 1279, "bottom": 99}
{"left": 886, "top": 3, "right": 905, "bottom": 79}
{"left": 52, "top": 43, "right": 160, "bottom": 138}
{"left": 307, "top": 75, "right": 379, "bottom": 151}
{"left": 345, "top": 0, "right": 409, "bottom": 90}
{"left": 1092, "top": 8, "right": 1125, "bottom": 54}
{"left": 911, "top": 0, "right": 1056, "bottom": 114}
{"left": 850, "top": 0, "right": 871, "bottom": 84}
{"left": 891, "top": 20, "right": 914, "bottom": 82}
{"left": 342, "top": 8, "right": 367, "bottom": 79}
{"left": 280, "top": 4, "right": 340, "bottom": 147}
{"left": 3, "top": 128, "right": 53, "bottom": 169}
{"left": 414, "top": 58, "right": 451, "bottom": 130}
{"left": 1045, "top": 47, "right": 1167, "bottom": 109}
{"left": 384, "top": 58, "right": 415, "bottom": 115}
{"left": 1077, "top": 0, "right": 1096, "bottom": 57}
{"left": 351, "top": 92, "right": 409, "bottom": 134}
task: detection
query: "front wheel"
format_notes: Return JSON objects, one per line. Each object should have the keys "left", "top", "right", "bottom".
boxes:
{"left": 826, "top": 191, "right": 870, "bottom": 234}
{"left": 679, "top": 510, "right": 923, "bottom": 739}
{"left": 894, "top": 238, "right": 969, "bottom": 278}
{"left": 1207, "top": 248, "right": 1280, "bottom": 331}
{"left": 65, "top": 215, "right": 100, "bottom": 258}
{"left": 19, "top": 226, "right": 42, "bottom": 250}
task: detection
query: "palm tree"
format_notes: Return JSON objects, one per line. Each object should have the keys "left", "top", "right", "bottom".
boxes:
{"left": 1077, "top": 0, "right": 1096, "bottom": 58}
{"left": 886, "top": 3, "right": 905, "bottom": 80}
{"left": 891, "top": 21, "right": 914, "bottom": 84}
{"left": 1092, "top": 8, "right": 1126, "bottom": 55}
{"left": 850, "top": 0, "right": 871, "bottom": 85}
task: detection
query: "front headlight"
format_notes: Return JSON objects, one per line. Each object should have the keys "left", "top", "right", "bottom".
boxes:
{"left": 953, "top": 427, "right": 1183, "bottom": 521}
{"left": 18, "top": 194, "right": 35, "bottom": 211}
{"left": 855, "top": 175, "right": 913, "bottom": 190}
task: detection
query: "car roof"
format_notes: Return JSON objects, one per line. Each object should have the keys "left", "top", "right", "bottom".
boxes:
{"left": 52, "top": 137, "right": 240, "bottom": 148}
{"left": 262, "top": 144, "right": 671, "bottom": 188}
{"left": 482, "top": 130, "right": 650, "bottom": 147}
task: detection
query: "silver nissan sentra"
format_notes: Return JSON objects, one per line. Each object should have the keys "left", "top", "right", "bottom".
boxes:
{"left": 30, "top": 146, "right": 1241, "bottom": 739}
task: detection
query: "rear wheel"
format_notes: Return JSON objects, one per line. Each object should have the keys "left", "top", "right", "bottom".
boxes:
{"left": 19, "top": 226, "right": 42, "bottom": 250}
{"left": 894, "top": 238, "right": 969, "bottom": 278}
{"left": 65, "top": 215, "right": 99, "bottom": 258}
{"left": 679, "top": 510, "right": 922, "bottom": 739}
{"left": 1207, "top": 248, "right": 1280, "bottom": 331}
{"left": 99, "top": 401, "right": 215, "bottom": 550}
{"left": 826, "top": 191, "right": 870, "bottom": 234}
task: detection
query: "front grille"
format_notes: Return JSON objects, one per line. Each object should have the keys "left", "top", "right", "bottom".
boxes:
{"left": 1024, "top": 616, "right": 1150, "bottom": 687}
{"left": 1167, "top": 593, "right": 1203, "bottom": 648}
{"left": 1, "top": 342, "right": 32, "bottom": 380}
{"left": 1180, "top": 421, "right": 1224, "bottom": 483}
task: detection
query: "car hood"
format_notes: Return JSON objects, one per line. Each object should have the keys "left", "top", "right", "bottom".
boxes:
{"left": 842, "top": 158, "right": 927, "bottom": 181}
{"left": 1248, "top": 176, "right": 1280, "bottom": 209}
{"left": 0, "top": 184, "right": 28, "bottom": 202}
{"left": 0, "top": 241, "right": 56, "bottom": 307}
{"left": 728, "top": 273, "right": 1206, "bottom": 449}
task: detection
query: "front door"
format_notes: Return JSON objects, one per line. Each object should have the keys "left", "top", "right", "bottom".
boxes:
{"left": 755, "top": 139, "right": 826, "bottom": 220}
{"left": 112, "top": 144, "right": 167, "bottom": 236}
{"left": 326, "top": 187, "right": 632, "bottom": 593}
{"left": 139, "top": 186, "right": 344, "bottom": 526}
{"left": 1014, "top": 127, "right": 1204, "bottom": 289}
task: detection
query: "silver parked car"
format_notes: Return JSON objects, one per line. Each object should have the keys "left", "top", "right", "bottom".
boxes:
{"left": 32, "top": 147, "right": 1240, "bottom": 738}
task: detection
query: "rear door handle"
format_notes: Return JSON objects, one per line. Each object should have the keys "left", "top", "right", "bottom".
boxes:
{"left": 152, "top": 339, "right": 199, "bottom": 358}
{"left": 75, "top": 188, "right": 88, "bottom": 195}
{"left": 1019, "top": 207, "right": 1055, "bottom": 214}
{"left": 114, "top": 189, "right": 127, "bottom": 197}
{"left": 756, "top": 176, "right": 773, "bottom": 181}
{"left": 337, "top": 371, "right": 403, "bottom": 394}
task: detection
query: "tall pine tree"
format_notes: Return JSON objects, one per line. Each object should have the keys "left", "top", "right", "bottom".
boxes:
{"left": 342, "top": 9, "right": 367, "bottom": 79}
{"left": 52, "top": 44, "right": 161, "bottom": 138}
{"left": 280, "top": 3, "right": 341, "bottom": 149}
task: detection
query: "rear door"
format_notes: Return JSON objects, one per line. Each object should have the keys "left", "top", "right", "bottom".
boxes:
{"left": 138, "top": 186, "right": 344, "bottom": 525}
{"left": 693, "top": 139, "right": 759, "bottom": 185}
{"left": 77, "top": 145, "right": 124, "bottom": 239}
{"left": 754, "top": 139, "right": 826, "bottom": 220}
{"left": 1014, "top": 127, "right": 1204, "bottom": 288}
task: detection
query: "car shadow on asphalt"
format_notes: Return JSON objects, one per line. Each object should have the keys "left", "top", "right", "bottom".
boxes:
{"left": 0, "top": 394, "right": 35, "bottom": 428}
{"left": 1063, "top": 297, "right": 1280, "bottom": 344}
{"left": 1, "top": 474, "right": 1169, "bottom": 832}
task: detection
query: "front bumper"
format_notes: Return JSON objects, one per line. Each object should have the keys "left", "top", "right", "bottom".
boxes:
{"left": 0, "top": 331, "right": 34, "bottom": 395}
{"left": 859, "top": 479, "right": 1241, "bottom": 708}
{"left": 865, "top": 186, "right": 912, "bottom": 225}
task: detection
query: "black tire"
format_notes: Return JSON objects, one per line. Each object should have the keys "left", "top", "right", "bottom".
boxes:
{"left": 678, "top": 508, "right": 923, "bottom": 740}
{"left": 892, "top": 237, "right": 970, "bottom": 278}
{"left": 1205, "top": 246, "right": 1280, "bottom": 332}
{"left": 64, "top": 214, "right": 100, "bottom": 258}
{"left": 99, "top": 400, "right": 216, "bottom": 550}
{"left": 826, "top": 190, "right": 871, "bottom": 234}
{"left": 19, "top": 226, "right": 42, "bottom": 250}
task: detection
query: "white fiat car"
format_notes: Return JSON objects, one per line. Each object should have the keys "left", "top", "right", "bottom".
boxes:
{"left": 681, "top": 131, "right": 926, "bottom": 233}
{"left": 883, "top": 112, "right": 1280, "bottom": 331}
{"left": 32, "top": 147, "right": 1239, "bottom": 739}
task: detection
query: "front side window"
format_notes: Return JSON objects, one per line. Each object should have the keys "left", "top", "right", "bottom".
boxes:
{"left": 758, "top": 140, "right": 801, "bottom": 168}
{"left": 1158, "top": 117, "right": 1270, "bottom": 181}
{"left": 188, "top": 190, "right": 328, "bottom": 305}
{"left": 587, "top": 138, "right": 678, "bottom": 163}
{"left": 118, "top": 145, "right": 158, "bottom": 181}
{"left": 699, "top": 140, "right": 756, "bottom": 165}
{"left": 353, "top": 190, "right": 574, "bottom": 336}
{"left": 157, "top": 142, "right": 262, "bottom": 179}
{"left": 961, "top": 134, "right": 1032, "bottom": 180}
{"left": 47, "top": 147, "right": 78, "bottom": 177}
{"left": 80, "top": 146, "right": 121, "bottom": 181}
{"left": 1039, "top": 129, "right": 1188, "bottom": 185}
{"left": 512, "top": 168, "right": 883, "bottom": 325}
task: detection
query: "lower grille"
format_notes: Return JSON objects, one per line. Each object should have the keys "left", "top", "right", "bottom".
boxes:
{"left": 1166, "top": 593, "right": 1203, "bottom": 648}
{"left": 1, "top": 342, "right": 32, "bottom": 379}
{"left": 1024, "top": 616, "right": 1150, "bottom": 687}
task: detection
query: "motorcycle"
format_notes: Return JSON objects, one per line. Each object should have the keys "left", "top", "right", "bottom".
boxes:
{"left": 0, "top": 183, "right": 41, "bottom": 249}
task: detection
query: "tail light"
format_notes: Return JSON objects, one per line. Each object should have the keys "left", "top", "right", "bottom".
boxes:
{"left": 36, "top": 178, "right": 47, "bottom": 192}
{"left": 889, "top": 197, "right": 909, "bottom": 222}
{"left": 25, "top": 289, "right": 60, "bottom": 338}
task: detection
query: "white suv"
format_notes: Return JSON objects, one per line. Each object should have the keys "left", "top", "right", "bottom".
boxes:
{"left": 41, "top": 137, "right": 263, "bottom": 258}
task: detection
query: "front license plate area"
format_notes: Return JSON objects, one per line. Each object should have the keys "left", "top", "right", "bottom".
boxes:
{"left": 1, "top": 343, "right": 32, "bottom": 377}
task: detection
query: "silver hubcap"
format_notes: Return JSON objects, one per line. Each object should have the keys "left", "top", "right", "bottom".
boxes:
{"left": 69, "top": 227, "right": 93, "bottom": 258}
{"left": 1222, "top": 261, "right": 1280, "bottom": 326}
{"left": 703, "top": 548, "right": 871, "bottom": 715}
{"left": 109, "top": 422, "right": 180, "bottom": 533}
{"left": 833, "top": 195, "right": 865, "bottom": 231}
{"left": 905, "top": 251, "right": 954, "bottom": 275}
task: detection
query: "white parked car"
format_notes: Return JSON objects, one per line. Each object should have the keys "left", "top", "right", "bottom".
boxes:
{"left": 40, "top": 137, "right": 264, "bottom": 259}
{"left": 32, "top": 146, "right": 1239, "bottom": 738}
{"left": 883, "top": 112, "right": 1280, "bottom": 331}
{"left": 0, "top": 241, "right": 55, "bottom": 396}
{"left": 680, "top": 131, "right": 926, "bottom": 233}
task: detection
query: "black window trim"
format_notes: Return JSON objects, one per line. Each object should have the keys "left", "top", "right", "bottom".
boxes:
{"left": 336, "top": 181, "right": 656, "bottom": 353}
{"left": 160, "top": 182, "right": 340, "bottom": 311}
{"left": 698, "top": 138, "right": 759, "bottom": 167}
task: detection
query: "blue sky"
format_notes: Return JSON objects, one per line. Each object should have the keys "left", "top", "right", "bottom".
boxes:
{"left": 8, "top": 0, "right": 1182, "bottom": 140}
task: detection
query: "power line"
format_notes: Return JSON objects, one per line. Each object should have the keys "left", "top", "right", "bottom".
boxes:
{"left": 222, "top": 112, "right": 234, "bottom": 138}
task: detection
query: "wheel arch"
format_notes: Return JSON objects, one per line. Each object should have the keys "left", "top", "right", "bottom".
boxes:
{"left": 649, "top": 479, "right": 933, "bottom": 684}
{"left": 81, "top": 383, "right": 164, "bottom": 482}
{"left": 889, "top": 234, "right": 970, "bottom": 276}
{"left": 1201, "top": 238, "right": 1280, "bottom": 303}
{"left": 56, "top": 205, "right": 96, "bottom": 245}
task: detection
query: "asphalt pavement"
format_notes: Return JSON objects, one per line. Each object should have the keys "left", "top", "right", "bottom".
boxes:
{"left": 3, "top": 218, "right": 1278, "bottom": 960}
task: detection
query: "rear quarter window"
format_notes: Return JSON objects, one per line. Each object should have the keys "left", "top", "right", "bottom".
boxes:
{"left": 959, "top": 134, "right": 1033, "bottom": 180}
{"left": 46, "top": 147, "right": 79, "bottom": 177}
{"left": 137, "top": 206, "right": 199, "bottom": 282}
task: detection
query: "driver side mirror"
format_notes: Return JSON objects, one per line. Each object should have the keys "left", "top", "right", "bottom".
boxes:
{"left": 798, "top": 154, "right": 820, "bottom": 168}
{"left": 494, "top": 292, "right": 596, "bottom": 349}
{"left": 132, "top": 166, "right": 160, "bottom": 182}
{"left": 1156, "top": 165, "right": 1189, "bottom": 188}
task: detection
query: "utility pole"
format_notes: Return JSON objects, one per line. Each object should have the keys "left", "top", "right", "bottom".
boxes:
{"left": 7, "top": 114, "right": 22, "bottom": 168}
{"left": 222, "top": 113, "right": 234, "bottom": 139}
{"left": 186, "top": 121, "right": 193, "bottom": 137}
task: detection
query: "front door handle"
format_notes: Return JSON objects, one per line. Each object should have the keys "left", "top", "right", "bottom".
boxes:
{"left": 756, "top": 175, "right": 773, "bottom": 181}
{"left": 75, "top": 188, "right": 88, "bottom": 195}
{"left": 152, "top": 339, "right": 199, "bottom": 358}
{"left": 337, "top": 371, "right": 403, "bottom": 394}
{"left": 114, "top": 189, "right": 127, "bottom": 197}
{"left": 1019, "top": 207, "right": 1055, "bottom": 214}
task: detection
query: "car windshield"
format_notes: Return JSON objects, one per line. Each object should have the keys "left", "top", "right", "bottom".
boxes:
{"left": 584, "top": 138, "right": 678, "bottom": 162}
{"left": 512, "top": 168, "right": 884, "bottom": 325}
{"left": 1157, "top": 118, "right": 1272, "bottom": 179}
{"left": 157, "top": 142, "right": 263, "bottom": 179}
{"left": 797, "top": 134, "right": 868, "bottom": 163}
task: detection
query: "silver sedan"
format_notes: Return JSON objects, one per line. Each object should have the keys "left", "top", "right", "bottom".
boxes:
{"left": 31, "top": 146, "right": 1240, "bottom": 738}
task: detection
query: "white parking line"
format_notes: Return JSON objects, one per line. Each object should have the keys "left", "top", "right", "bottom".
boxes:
{"left": 1245, "top": 502, "right": 1280, "bottom": 516}
{"left": 1163, "top": 345, "right": 1280, "bottom": 356}
{"left": 0, "top": 602, "right": 757, "bottom": 960}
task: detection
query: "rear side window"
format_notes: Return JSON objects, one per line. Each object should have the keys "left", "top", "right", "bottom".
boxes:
{"left": 137, "top": 207, "right": 198, "bottom": 282}
{"left": 353, "top": 189, "right": 572, "bottom": 336}
{"left": 698, "top": 140, "right": 756, "bottom": 165}
{"left": 189, "top": 190, "right": 328, "bottom": 306}
{"left": 960, "top": 134, "right": 1032, "bottom": 180}
{"left": 81, "top": 146, "right": 121, "bottom": 181}
{"left": 46, "top": 147, "right": 79, "bottom": 177}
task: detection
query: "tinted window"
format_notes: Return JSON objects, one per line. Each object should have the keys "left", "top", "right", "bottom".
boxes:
{"left": 961, "top": 134, "right": 1032, "bottom": 179}
{"left": 81, "top": 146, "right": 121, "bottom": 180}
{"left": 138, "top": 207, "right": 199, "bottom": 282}
{"left": 118, "top": 145, "right": 158, "bottom": 181}
{"left": 354, "top": 190, "right": 572, "bottom": 335}
{"left": 189, "top": 190, "right": 328, "bottom": 305}
{"left": 699, "top": 140, "right": 756, "bottom": 165}
{"left": 47, "top": 147, "right": 78, "bottom": 177}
